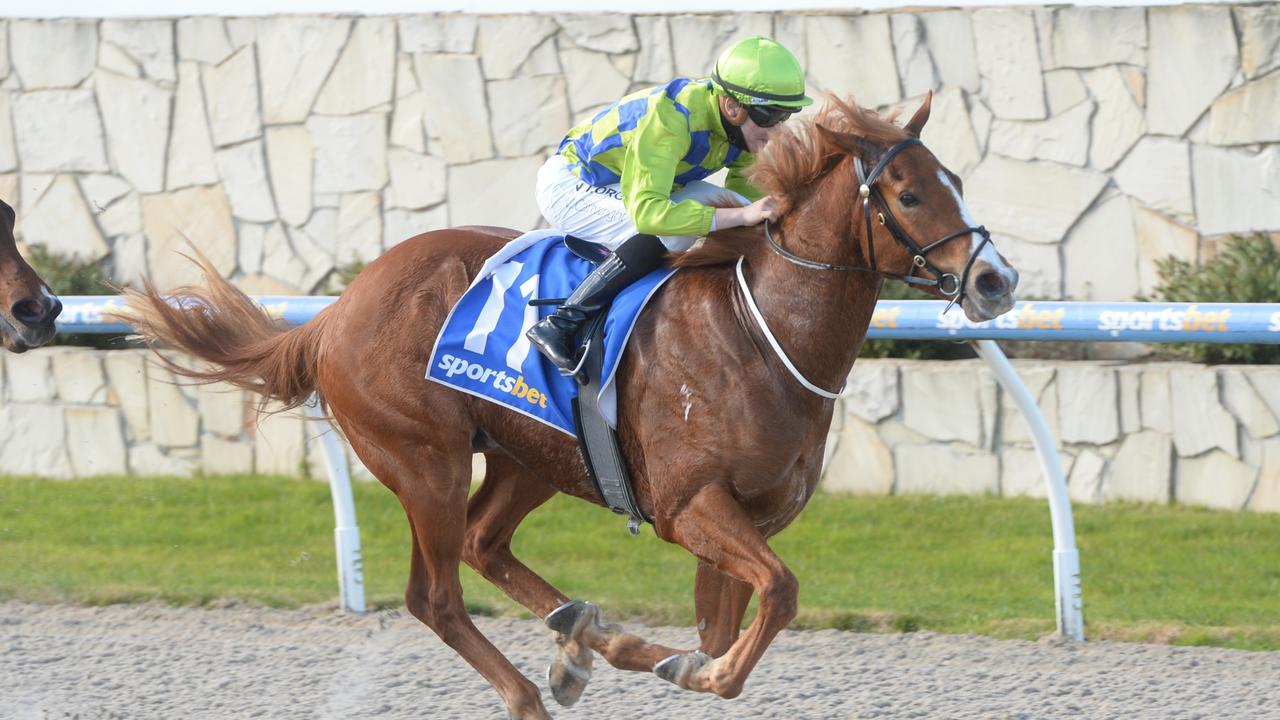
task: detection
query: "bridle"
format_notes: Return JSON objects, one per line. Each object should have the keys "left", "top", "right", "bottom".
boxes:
{"left": 763, "top": 137, "right": 993, "bottom": 310}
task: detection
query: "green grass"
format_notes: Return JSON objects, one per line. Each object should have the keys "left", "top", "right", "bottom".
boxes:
{"left": 2, "top": 475, "right": 1278, "bottom": 650}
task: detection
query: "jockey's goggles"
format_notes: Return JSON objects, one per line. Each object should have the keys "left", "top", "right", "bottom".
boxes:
{"left": 746, "top": 104, "right": 796, "bottom": 128}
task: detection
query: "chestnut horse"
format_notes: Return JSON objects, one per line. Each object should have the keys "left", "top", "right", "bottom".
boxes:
{"left": 122, "top": 95, "right": 1017, "bottom": 719}
{"left": 0, "top": 199, "right": 62, "bottom": 352}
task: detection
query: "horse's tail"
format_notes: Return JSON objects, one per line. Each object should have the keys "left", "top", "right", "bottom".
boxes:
{"left": 118, "top": 251, "right": 329, "bottom": 411}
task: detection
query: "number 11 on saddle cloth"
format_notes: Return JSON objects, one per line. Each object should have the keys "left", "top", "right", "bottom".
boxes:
{"left": 427, "top": 230, "right": 676, "bottom": 435}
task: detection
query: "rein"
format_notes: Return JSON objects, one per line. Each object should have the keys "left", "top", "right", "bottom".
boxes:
{"left": 762, "top": 137, "right": 992, "bottom": 310}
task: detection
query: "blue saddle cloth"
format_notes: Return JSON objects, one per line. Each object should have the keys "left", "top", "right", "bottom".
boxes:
{"left": 426, "top": 230, "right": 676, "bottom": 436}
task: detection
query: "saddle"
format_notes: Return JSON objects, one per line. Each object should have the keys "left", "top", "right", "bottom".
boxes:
{"left": 539, "top": 235, "right": 650, "bottom": 534}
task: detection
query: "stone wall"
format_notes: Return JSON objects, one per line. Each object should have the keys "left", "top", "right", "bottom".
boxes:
{"left": 0, "top": 348, "right": 341, "bottom": 480}
{"left": 823, "top": 358, "right": 1280, "bottom": 512}
{"left": 2, "top": 347, "right": 1277, "bottom": 513}
{"left": 0, "top": 6, "right": 1278, "bottom": 297}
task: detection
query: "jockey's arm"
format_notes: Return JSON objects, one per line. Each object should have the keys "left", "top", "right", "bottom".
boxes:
{"left": 621, "top": 102, "right": 715, "bottom": 238}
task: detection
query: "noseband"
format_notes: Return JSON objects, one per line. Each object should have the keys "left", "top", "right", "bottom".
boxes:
{"left": 763, "top": 138, "right": 993, "bottom": 309}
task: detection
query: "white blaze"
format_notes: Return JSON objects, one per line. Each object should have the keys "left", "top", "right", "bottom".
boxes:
{"left": 936, "top": 170, "right": 1011, "bottom": 275}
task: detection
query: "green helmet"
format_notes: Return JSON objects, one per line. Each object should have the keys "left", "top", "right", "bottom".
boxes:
{"left": 711, "top": 35, "right": 813, "bottom": 110}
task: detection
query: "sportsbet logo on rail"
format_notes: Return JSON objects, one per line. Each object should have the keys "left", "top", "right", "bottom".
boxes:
{"left": 1096, "top": 305, "right": 1230, "bottom": 335}
{"left": 869, "top": 301, "right": 1270, "bottom": 338}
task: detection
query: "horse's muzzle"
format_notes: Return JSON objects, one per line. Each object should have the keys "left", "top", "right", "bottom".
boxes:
{"left": 2, "top": 294, "right": 61, "bottom": 351}
{"left": 962, "top": 262, "right": 1018, "bottom": 322}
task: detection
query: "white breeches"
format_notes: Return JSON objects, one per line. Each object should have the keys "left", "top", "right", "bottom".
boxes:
{"left": 535, "top": 154, "right": 748, "bottom": 252}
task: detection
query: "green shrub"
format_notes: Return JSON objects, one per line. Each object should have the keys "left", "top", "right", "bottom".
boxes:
{"left": 24, "top": 245, "right": 127, "bottom": 348}
{"left": 24, "top": 244, "right": 115, "bottom": 296}
{"left": 1151, "top": 234, "right": 1280, "bottom": 364}
{"left": 325, "top": 260, "right": 366, "bottom": 296}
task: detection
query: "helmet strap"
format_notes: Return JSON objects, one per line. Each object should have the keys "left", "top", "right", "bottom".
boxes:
{"left": 717, "top": 94, "right": 749, "bottom": 127}
{"left": 716, "top": 95, "right": 750, "bottom": 152}
{"left": 721, "top": 112, "right": 750, "bottom": 152}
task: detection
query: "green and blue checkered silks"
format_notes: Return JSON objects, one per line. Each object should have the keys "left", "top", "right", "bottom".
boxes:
{"left": 557, "top": 78, "right": 764, "bottom": 238}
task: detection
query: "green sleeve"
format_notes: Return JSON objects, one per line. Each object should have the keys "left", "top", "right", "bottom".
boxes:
{"left": 620, "top": 101, "right": 717, "bottom": 237}
{"left": 725, "top": 151, "right": 765, "bottom": 202}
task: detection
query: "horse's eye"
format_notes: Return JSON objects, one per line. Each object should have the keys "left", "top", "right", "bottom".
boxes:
{"left": 899, "top": 192, "right": 919, "bottom": 208}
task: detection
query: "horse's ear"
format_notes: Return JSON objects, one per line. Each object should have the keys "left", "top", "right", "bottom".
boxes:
{"left": 905, "top": 90, "right": 933, "bottom": 138}
{"left": 814, "top": 124, "right": 879, "bottom": 162}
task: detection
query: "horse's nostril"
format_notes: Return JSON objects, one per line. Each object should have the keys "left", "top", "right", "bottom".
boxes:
{"left": 11, "top": 296, "right": 60, "bottom": 326}
{"left": 12, "top": 299, "right": 43, "bottom": 325}
{"left": 975, "top": 270, "right": 1008, "bottom": 299}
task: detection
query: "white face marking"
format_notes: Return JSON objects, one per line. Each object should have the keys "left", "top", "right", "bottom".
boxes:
{"left": 680, "top": 383, "right": 693, "bottom": 423}
{"left": 936, "top": 170, "right": 1009, "bottom": 273}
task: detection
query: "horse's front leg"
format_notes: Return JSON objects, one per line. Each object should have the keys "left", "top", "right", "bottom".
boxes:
{"left": 694, "top": 561, "right": 753, "bottom": 657}
{"left": 653, "top": 483, "right": 798, "bottom": 699}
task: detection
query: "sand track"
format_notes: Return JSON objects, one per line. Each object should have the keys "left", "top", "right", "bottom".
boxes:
{"left": 3, "top": 601, "right": 1278, "bottom": 719}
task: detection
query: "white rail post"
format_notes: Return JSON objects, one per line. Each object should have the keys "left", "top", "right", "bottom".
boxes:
{"left": 304, "top": 395, "right": 366, "bottom": 613}
{"left": 972, "top": 340, "right": 1084, "bottom": 640}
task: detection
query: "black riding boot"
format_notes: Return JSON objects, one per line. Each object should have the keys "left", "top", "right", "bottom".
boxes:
{"left": 527, "top": 233, "right": 667, "bottom": 372}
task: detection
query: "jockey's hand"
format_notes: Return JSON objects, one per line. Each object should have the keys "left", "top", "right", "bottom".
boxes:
{"left": 742, "top": 196, "right": 779, "bottom": 226}
{"left": 714, "top": 196, "right": 778, "bottom": 231}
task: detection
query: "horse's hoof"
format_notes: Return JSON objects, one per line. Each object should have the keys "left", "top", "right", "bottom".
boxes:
{"left": 544, "top": 600, "right": 597, "bottom": 706}
{"left": 546, "top": 648, "right": 592, "bottom": 707}
{"left": 545, "top": 600, "right": 595, "bottom": 638}
{"left": 653, "top": 650, "right": 712, "bottom": 689}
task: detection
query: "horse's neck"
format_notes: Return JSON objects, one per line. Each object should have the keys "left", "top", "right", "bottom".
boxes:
{"left": 742, "top": 208, "right": 881, "bottom": 395}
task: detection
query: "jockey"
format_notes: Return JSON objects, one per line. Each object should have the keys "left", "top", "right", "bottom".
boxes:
{"left": 526, "top": 35, "right": 813, "bottom": 372}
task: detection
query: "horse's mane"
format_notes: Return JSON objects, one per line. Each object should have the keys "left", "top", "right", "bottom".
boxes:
{"left": 672, "top": 96, "right": 908, "bottom": 270}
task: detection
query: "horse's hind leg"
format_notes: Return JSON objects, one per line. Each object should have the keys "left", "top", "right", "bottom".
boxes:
{"left": 463, "top": 454, "right": 592, "bottom": 707}
{"left": 463, "top": 453, "right": 684, "bottom": 705}
{"left": 462, "top": 453, "right": 567, "bottom": 619}
{"left": 352, "top": 431, "right": 551, "bottom": 720}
